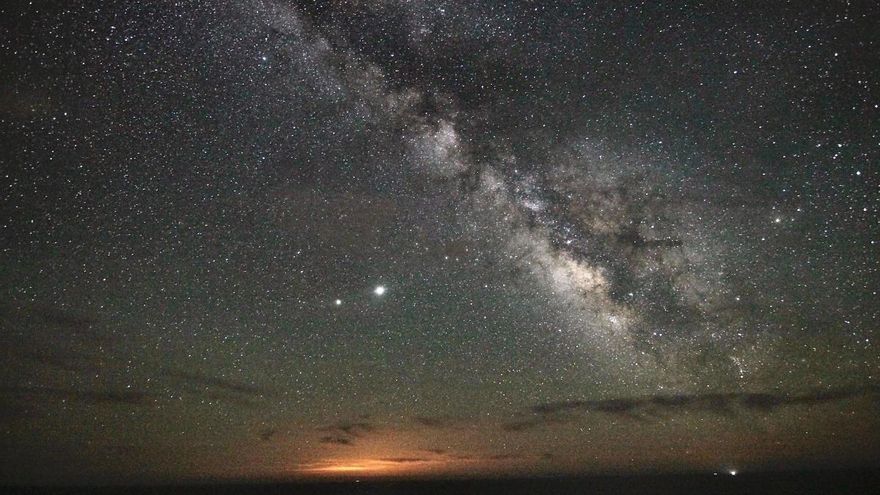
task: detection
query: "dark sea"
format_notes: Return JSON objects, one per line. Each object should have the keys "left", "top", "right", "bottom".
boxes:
{"left": 4, "top": 470, "right": 879, "bottom": 495}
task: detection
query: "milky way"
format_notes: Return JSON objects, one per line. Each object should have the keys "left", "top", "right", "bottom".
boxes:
{"left": 1, "top": 0, "right": 878, "bottom": 483}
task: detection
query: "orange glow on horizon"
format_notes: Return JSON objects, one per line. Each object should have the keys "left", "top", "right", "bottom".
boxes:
{"left": 297, "top": 458, "right": 423, "bottom": 477}
{"left": 312, "top": 464, "right": 379, "bottom": 473}
{"left": 315, "top": 462, "right": 388, "bottom": 473}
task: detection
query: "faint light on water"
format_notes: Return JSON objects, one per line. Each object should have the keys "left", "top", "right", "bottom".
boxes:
{"left": 728, "top": 469, "right": 738, "bottom": 476}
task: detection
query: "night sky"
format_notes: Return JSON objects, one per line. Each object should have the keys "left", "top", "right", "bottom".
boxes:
{"left": 1, "top": 0, "right": 879, "bottom": 485}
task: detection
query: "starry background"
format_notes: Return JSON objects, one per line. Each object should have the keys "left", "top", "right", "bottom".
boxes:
{"left": 1, "top": 0, "right": 878, "bottom": 485}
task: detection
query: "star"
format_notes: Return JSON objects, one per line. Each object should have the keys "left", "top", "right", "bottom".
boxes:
{"left": 1, "top": 0, "right": 875, "bottom": 485}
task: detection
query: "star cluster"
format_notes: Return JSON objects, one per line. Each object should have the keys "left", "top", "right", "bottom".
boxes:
{"left": 1, "top": 0, "right": 878, "bottom": 484}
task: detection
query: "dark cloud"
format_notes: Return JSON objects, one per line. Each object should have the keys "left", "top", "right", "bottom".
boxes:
{"left": 413, "top": 415, "right": 459, "bottom": 428}
{"left": 502, "top": 418, "right": 551, "bottom": 432}
{"left": 31, "top": 308, "right": 99, "bottom": 332}
{"left": 13, "top": 349, "right": 101, "bottom": 373}
{"left": 741, "top": 387, "right": 877, "bottom": 411}
{"left": 487, "top": 454, "right": 522, "bottom": 461}
{"left": 417, "top": 448, "right": 527, "bottom": 463}
{"left": 319, "top": 436, "right": 353, "bottom": 446}
{"left": 506, "top": 386, "right": 880, "bottom": 430}
{"left": 318, "top": 421, "right": 375, "bottom": 437}
{"left": 258, "top": 428, "right": 276, "bottom": 442}
{"left": 1, "top": 385, "right": 158, "bottom": 407}
{"left": 379, "top": 457, "right": 430, "bottom": 463}
{"left": 415, "top": 449, "right": 529, "bottom": 462}
{"left": 162, "top": 369, "right": 267, "bottom": 397}
{"left": 156, "top": 370, "right": 271, "bottom": 408}
{"left": 317, "top": 421, "right": 376, "bottom": 446}
{"left": 0, "top": 303, "right": 100, "bottom": 332}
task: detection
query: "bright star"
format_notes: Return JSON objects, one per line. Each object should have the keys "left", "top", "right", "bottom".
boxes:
{"left": 334, "top": 299, "right": 342, "bottom": 306}
{"left": 374, "top": 286, "right": 386, "bottom": 296}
